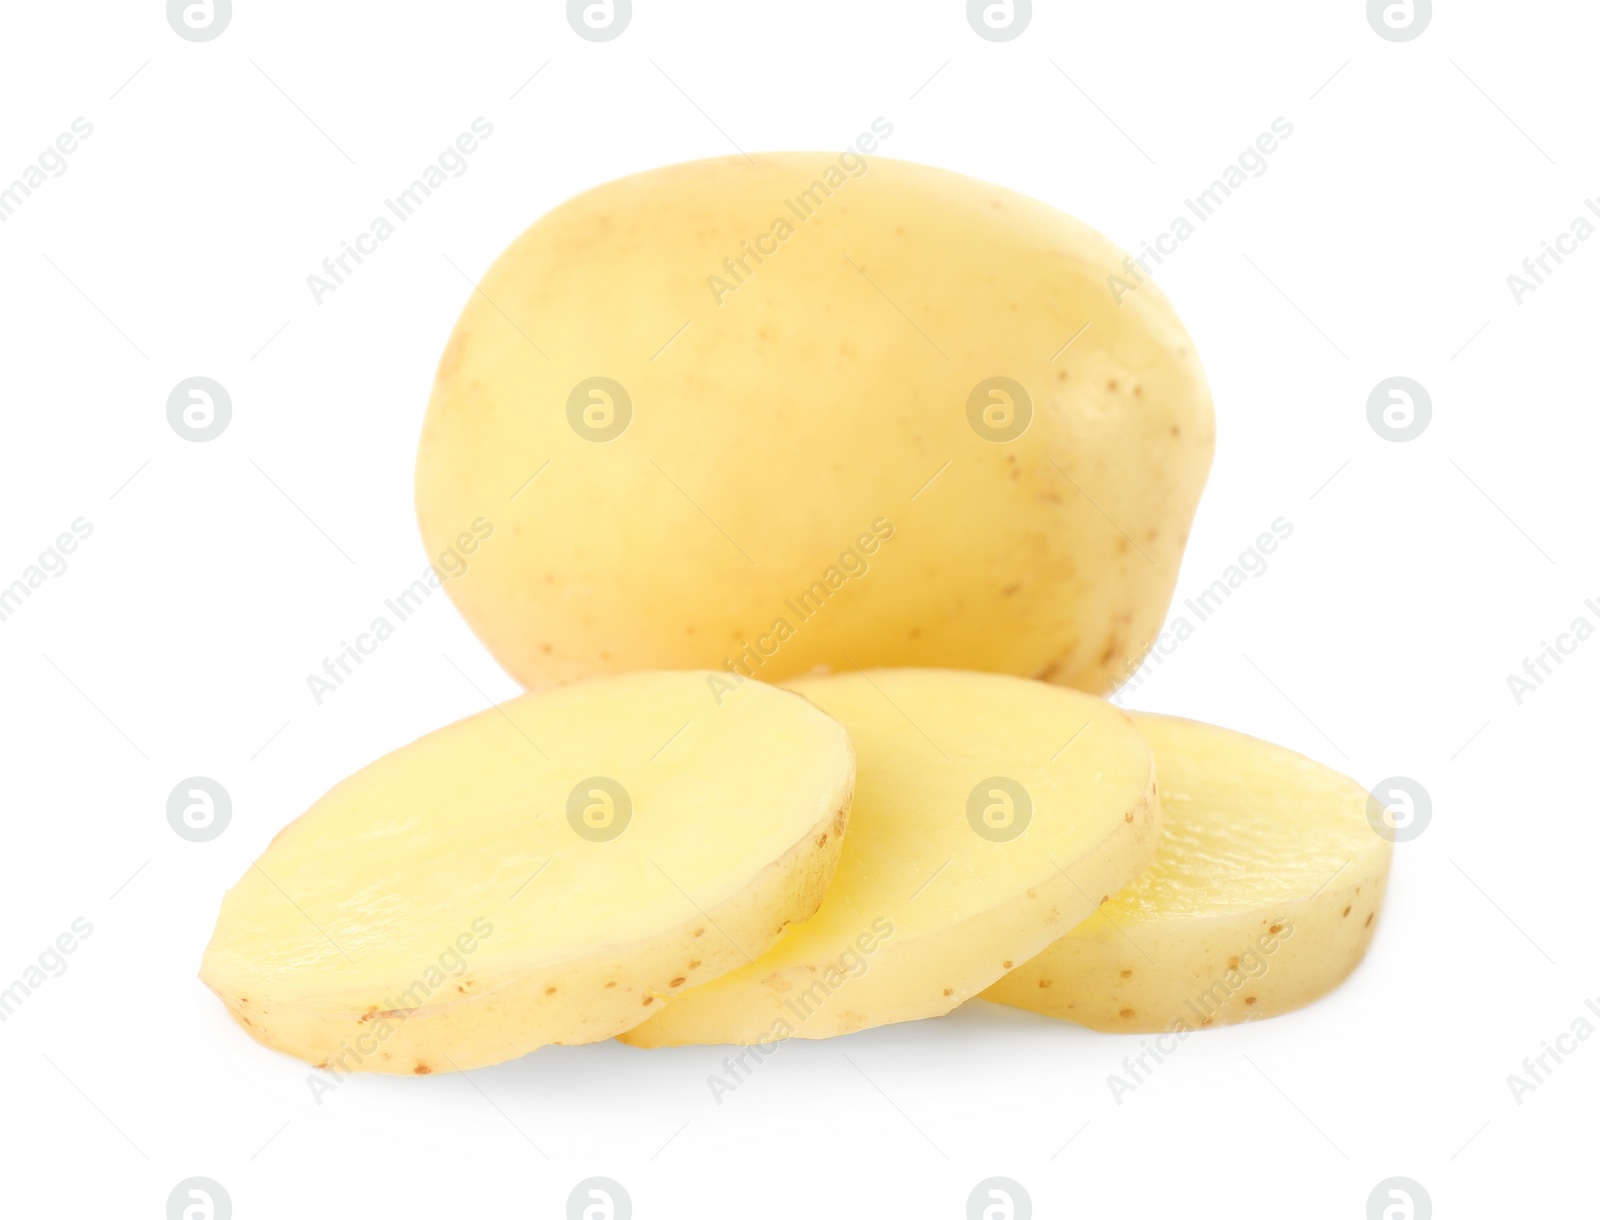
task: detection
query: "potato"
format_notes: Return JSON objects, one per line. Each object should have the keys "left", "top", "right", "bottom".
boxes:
{"left": 618, "top": 669, "right": 1159, "bottom": 1047}
{"left": 199, "top": 672, "right": 854, "bottom": 1074}
{"left": 415, "top": 152, "right": 1213, "bottom": 696}
{"left": 983, "top": 714, "right": 1391, "bottom": 1031}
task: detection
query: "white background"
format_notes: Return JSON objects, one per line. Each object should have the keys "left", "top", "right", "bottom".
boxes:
{"left": 1, "top": 2, "right": 1594, "bottom": 1216}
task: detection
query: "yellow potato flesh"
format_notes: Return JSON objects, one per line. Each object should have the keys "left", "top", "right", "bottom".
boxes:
{"left": 620, "top": 670, "right": 1159, "bottom": 1047}
{"left": 983, "top": 714, "right": 1391, "bottom": 1031}
{"left": 200, "top": 672, "right": 854, "bottom": 1074}
{"left": 415, "top": 152, "right": 1213, "bottom": 696}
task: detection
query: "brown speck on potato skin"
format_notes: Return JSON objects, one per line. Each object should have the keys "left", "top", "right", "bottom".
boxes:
{"left": 415, "top": 1064, "right": 432, "bottom": 1075}
{"left": 688, "top": 959, "right": 700, "bottom": 969}
{"left": 1120, "top": 969, "right": 1132, "bottom": 978}
{"left": 693, "top": 927, "right": 705, "bottom": 938}
{"left": 545, "top": 986, "right": 557, "bottom": 996}
{"left": 1001, "top": 582, "right": 1022, "bottom": 597}
{"left": 670, "top": 977, "right": 686, "bottom": 988}
{"left": 1100, "top": 895, "right": 1110, "bottom": 905}
{"left": 1002, "top": 961, "right": 1013, "bottom": 969}
{"left": 1245, "top": 996, "right": 1257, "bottom": 1006}
{"left": 605, "top": 981, "right": 617, "bottom": 989}
{"left": 1038, "top": 979, "right": 1052, "bottom": 988}
{"left": 642, "top": 997, "right": 654, "bottom": 1006}
{"left": 943, "top": 988, "right": 953, "bottom": 997}
{"left": 1269, "top": 923, "right": 1283, "bottom": 934}
{"left": 1228, "top": 957, "right": 1240, "bottom": 970}
{"left": 1107, "top": 379, "right": 1119, "bottom": 391}
{"left": 1365, "top": 913, "right": 1374, "bottom": 928}
{"left": 1343, "top": 905, "right": 1352, "bottom": 917}
{"left": 1120, "top": 1008, "right": 1135, "bottom": 1018}
{"left": 1124, "top": 811, "right": 1133, "bottom": 822}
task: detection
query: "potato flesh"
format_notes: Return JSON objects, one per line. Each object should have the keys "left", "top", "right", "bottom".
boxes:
{"left": 983, "top": 714, "right": 1391, "bottom": 1031}
{"left": 619, "top": 670, "right": 1160, "bottom": 1047}
{"left": 200, "top": 672, "right": 854, "bottom": 1073}
{"left": 415, "top": 153, "right": 1213, "bottom": 696}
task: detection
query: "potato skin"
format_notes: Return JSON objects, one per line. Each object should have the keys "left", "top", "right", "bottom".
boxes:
{"left": 983, "top": 714, "right": 1392, "bottom": 1031}
{"left": 416, "top": 153, "right": 1213, "bottom": 692}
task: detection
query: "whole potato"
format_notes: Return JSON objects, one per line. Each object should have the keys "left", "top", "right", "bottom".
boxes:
{"left": 416, "top": 150, "right": 1213, "bottom": 692}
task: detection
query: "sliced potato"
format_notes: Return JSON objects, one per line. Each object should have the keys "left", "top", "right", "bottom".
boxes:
{"left": 983, "top": 714, "right": 1391, "bottom": 1031}
{"left": 620, "top": 669, "right": 1159, "bottom": 1047}
{"left": 200, "top": 672, "right": 854, "bottom": 1074}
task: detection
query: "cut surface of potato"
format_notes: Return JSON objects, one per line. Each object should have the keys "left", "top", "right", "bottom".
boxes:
{"left": 415, "top": 152, "right": 1213, "bottom": 697}
{"left": 200, "top": 672, "right": 854, "bottom": 1074}
{"left": 620, "top": 669, "right": 1159, "bottom": 1047}
{"left": 983, "top": 714, "right": 1391, "bottom": 1031}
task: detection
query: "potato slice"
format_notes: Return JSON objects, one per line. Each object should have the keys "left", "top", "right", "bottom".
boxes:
{"left": 619, "top": 670, "right": 1159, "bottom": 1047}
{"left": 200, "top": 672, "right": 854, "bottom": 1074}
{"left": 983, "top": 714, "right": 1391, "bottom": 1031}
